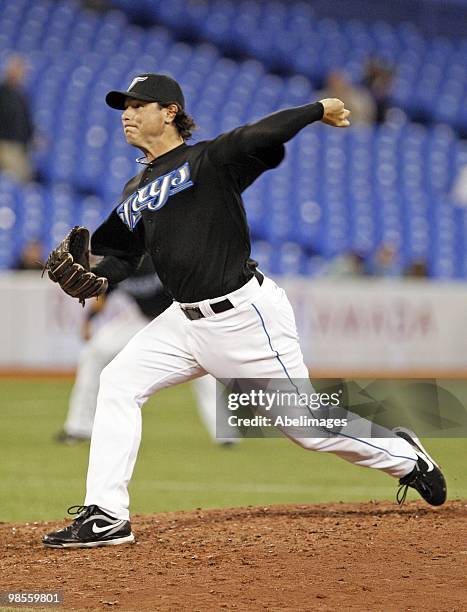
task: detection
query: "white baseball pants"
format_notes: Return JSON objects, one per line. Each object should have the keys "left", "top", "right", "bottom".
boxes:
{"left": 64, "top": 301, "right": 149, "bottom": 438}
{"left": 85, "top": 275, "right": 418, "bottom": 519}
{"left": 64, "top": 300, "right": 232, "bottom": 442}
{"left": 192, "top": 375, "right": 239, "bottom": 445}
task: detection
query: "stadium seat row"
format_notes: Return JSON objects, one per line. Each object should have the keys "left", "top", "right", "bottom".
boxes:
{"left": 0, "top": 0, "right": 466, "bottom": 279}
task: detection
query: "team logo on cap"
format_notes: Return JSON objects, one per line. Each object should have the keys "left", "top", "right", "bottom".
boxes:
{"left": 128, "top": 76, "right": 148, "bottom": 91}
{"left": 116, "top": 162, "right": 194, "bottom": 230}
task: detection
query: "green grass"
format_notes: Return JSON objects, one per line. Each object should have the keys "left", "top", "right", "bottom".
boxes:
{"left": 1, "top": 379, "right": 466, "bottom": 523}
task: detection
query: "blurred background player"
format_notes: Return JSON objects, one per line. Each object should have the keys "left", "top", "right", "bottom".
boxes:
{"left": 0, "top": 55, "right": 35, "bottom": 182}
{"left": 361, "top": 58, "right": 395, "bottom": 124}
{"left": 13, "top": 238, "right": 44, "bottom": 270}
{"left": 56, "top": 255, "right": 238, "bottom": 446}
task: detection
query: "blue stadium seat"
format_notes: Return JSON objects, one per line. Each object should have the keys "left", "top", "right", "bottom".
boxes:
{"left": 0, "top": 0, "right": 465, "bottom": 277}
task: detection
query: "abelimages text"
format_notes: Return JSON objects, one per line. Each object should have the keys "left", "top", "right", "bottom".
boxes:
{"left": 228, "top": 415, "right": 348, "bottom": 428}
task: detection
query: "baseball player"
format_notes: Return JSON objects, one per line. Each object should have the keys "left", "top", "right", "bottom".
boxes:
{"left": 42, "top": 74, "right": 446, "bottom": 548}
{"left": 57, "top": 255, "right": 237, "bottom": 446}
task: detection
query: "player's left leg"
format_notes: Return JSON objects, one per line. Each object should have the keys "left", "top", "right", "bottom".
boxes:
{"left": 188, "top": 275, "right": 446, "bottom": 505}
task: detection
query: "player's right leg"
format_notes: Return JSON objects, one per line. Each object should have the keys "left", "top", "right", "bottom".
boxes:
{"left": 43, "top": 303, "right": 205, "bottom": 548}
{"left": 62, "top": 306, "right": 149, "bottom": 440}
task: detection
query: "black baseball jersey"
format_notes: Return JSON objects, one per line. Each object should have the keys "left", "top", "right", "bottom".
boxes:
{"left": 91, "top": 102, "right": 324, "bottom": 303}
{"left": 118, "top": 255, "right": 172, "bottom": 319}
{"left": 87, "top": 255, "right": 172, "bottom": 322}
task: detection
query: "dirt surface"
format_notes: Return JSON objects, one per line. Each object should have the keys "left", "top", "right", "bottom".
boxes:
{"left": 1, "top": 501, "right": 466, "bottom": 611}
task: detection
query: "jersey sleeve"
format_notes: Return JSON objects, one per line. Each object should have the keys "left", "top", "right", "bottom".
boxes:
{"left": 227, "top": 146, "right": 286, "bottom": 192}
{"left": 207, "top": 102, "right": 324, "bottom": 166}
{"left": 91, "top": 253, "right": 144, "bottom": 285}
{"left": 90, "top": 208, "right": 146, "bottom": 284}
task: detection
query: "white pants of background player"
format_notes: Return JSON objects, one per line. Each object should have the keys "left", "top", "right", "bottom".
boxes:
{"left": 64, "top": 300, "right": 236, "bottom": 444}
{"left": 85, "top": 275, "right": 418, "bottom": 519}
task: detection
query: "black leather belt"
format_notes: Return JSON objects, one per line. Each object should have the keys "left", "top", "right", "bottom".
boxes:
{"left": 181, "top": 271, "right": 264, "bottom": 321}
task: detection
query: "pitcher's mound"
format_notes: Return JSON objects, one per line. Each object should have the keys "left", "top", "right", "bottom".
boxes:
{"left": 1, "top": 501, "right": 466, "bottom": 611}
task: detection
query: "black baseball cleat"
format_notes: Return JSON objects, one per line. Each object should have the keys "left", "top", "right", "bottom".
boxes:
{"left": 394, "top": 427, "right": 447, "bottom": 506}
{"left": 54, "top": 430, "right": 89, "bottom": 445}
{"left": 42, "top": 505, "right": 135, "bottom": 548}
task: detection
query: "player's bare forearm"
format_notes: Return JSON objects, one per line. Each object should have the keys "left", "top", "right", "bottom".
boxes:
{"left": 87, "top": 293, "right": 107, "bottom": 314}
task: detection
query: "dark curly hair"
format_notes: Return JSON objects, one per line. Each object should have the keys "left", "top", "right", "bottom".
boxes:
{"left": 159, "top": 102, "right": 197, "bottom": 140}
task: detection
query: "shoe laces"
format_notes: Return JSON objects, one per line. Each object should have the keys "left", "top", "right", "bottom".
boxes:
{"left": 51, "top": 506, "right": 92, "bottom": 536}
{"left": 397, "top": 464, "right": 431, "bottom": 506}
{"left": 67, "top": 505, "right": 90, "bottom": 518}
{"left": 397, "top": 484, "right": 409, "bottom": 505}
{"left": 397, "top": 464, "right": 419, "bottom": 506}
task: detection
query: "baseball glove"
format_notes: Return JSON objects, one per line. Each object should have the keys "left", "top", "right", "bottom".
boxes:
{"left": 43, "top": 226, "right": 108, "bottom": 306}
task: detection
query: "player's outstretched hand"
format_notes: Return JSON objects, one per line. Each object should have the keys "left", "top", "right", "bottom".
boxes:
{"left": 319, "top": 98, "right": 351, "bottom": 128}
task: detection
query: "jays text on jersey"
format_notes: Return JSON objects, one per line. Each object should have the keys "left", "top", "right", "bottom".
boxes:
{"left": 91, "top": 102, "right": 324, "bottom": 303}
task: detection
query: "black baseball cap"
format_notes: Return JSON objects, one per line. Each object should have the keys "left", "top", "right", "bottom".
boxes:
{"left": 105, "top": 73, "right": 185, "bottom": 110}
